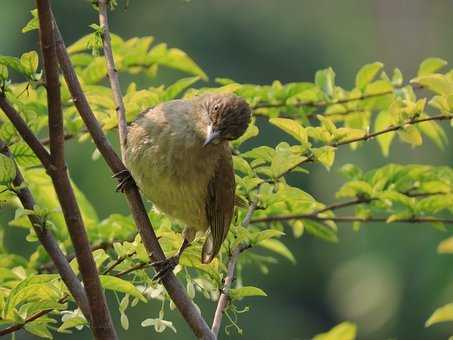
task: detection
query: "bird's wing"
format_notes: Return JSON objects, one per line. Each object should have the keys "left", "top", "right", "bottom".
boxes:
{"left": 202, "top": 152, "right": 235, "bottom": 264}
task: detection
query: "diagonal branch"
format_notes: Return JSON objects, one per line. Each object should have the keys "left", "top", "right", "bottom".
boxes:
{"left": 98, "top": 0, "right": 128, "bottom": 161}
{"left": 53, "top": 13, "right": 215, "bottom": 340}
{"left": 211, "top": 202, "right": 257, "bottom": 337}
{"left": 0, "top": 140, "right": 90, "bottom": 319}
{"left": 36, "top": 1, "right": 118, "bottom": 338}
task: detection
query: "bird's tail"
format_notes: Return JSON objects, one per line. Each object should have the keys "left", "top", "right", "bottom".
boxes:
{"left": 201, "top": 230, "right": 222, "bottom": 264}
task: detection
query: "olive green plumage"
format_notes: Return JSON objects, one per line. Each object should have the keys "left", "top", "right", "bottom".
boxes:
{"left": 125, "top": 93, "right": 251, "bottom": 263}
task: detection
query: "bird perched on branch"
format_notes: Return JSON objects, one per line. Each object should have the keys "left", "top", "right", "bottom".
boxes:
{"left": 122, "top": 93, "right": 251, "bottom": 278}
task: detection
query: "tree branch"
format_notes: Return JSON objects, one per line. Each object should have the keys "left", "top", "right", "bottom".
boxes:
{"left": 270, "top": 113, "right": 453, "bottom": 183}
{"left": 253, "top": 83, "right": 421, "bottom": 110}
{"left": 53, "top": 14, "right": 215, "bottom": 340}
{"left": 211, "top": 202, "right": 257, "bottom": 337}
{"left": 36, "top": 2, "right": 118, "bottom": 338}
{"left": 0, "top": 140, "right": 90, "bottom": 320}
{"left": 250, "top": 214, "right": 453, "bottom": 224}
{"left": 98, "top": 0, "right": 128, "bottom": 161}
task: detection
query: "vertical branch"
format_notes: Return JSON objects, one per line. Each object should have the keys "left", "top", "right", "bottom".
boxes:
{"left": 0, "top": 140, "right": 90, "bottom": 320}
{"left": 36, "top": 1, "right": 118, "bottom": 339}
{"left": 98, "top": 0, "right": 128, "bottom": 161}
{"left": 211, "top": 202, "right": 257, "bottom": 337}
{"left": 36, "top": 0, "right": 64, "bottom": 169}
{"left": 53, "top": 14, "right": 215, "bottom": 340}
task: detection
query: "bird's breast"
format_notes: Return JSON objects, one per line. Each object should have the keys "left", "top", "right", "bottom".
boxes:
{"left": 125, "top": 108, "right": 223, "bottom": 230}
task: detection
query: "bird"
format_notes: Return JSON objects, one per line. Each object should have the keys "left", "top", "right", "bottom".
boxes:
{"left": 122, "top": 93, "right": 251, "bottom": 278}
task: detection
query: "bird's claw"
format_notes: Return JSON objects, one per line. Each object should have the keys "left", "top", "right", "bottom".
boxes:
{"left": 112, "top": 169, "right": 135, "bottom": 192}
{"left": 151, "top": 256, "right": 179, "bottom": 282}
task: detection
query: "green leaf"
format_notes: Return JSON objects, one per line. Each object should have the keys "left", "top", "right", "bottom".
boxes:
{"left": 416, "top": 114, "right": 447, "bottom": 149}
{"left": 233, "top": 156, "right": 253, "bottom": 176}
{"left": 0, "top": 56, "right": 26, "bottom": 75}
{"left": 162, "top": 76, "right": 200, "bottom": 101}
{"left": 426, "top": 303, "right": 453, "bottom": 327}
{"left": 258, "top": 239, "right": 295, "bottom": 263}
{"left": 58, "top": 315, "right": 87, "bottom": 332}
{"left": 304, "top": 220, "right": 338, "bottom": 243}
{"left": 355, "top": 62, "right": 383, "bottom": 91}
{"left": 398, "top": 125, "right": 422, "bottom": 147}
{"left": 19, "top": 168, "right": 98, "bottom": 241}
{"left": 374, "top": 110, "right": 395, "bottom": 156}
{"left": 254, "top": 229, "right": 285, "bottom": 244}
{"left": 0, "top": 153, "right": 16, "bottom": 185}
{"left": 411, "top": 74, "right": 453, "bottom": 96}
{"left": 229, "top": 286, "right": 267, "bottom": 300}
{"left": 336, "top": 180, "right": 373, "bottom": 198}
{"left": 24, "top": 322, "right": 53, "bottom": 339}
{"left": 269, "top": 118, "right": 308, "bottom": 144}
{"left": 242, "top": 146, "right": 275, "bottom": 163}
{"left": 313, "top": 146, "right": 335, "bottom": 170}
{"left": 392, "top": 68, "right": 403, "bottom": 86}
{"left": 313, "top": 321, "right": 357, "bottom": 340}
{"left": 99, "top": 275, "right": 147, "bottom": 302}
{"left": 291, "top": 220, "right": 304, "bottom": 238}
{"left": 0, "top": 65, "right": 8, "bottom": 80}
{"left": 315, "top": 67, "right": 335, "bottom": 99}
{"left": 149, "top": 43, "right": 207, "bottom": 80}
{"left": 339, "top": 164, "right": 363, "bottom": 180}
{"left": 10, "top": 143, "right": 40, "bottom": 168}
{"left": 20, "top": 51, "right": 39, "bottom": 76}
{"left": 22, "top": 9, "right": 39, "bottom": 33}
{"left": 418, "top": 58, "right": 448, "bottom": 77}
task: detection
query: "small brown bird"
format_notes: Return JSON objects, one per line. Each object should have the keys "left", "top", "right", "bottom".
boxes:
{"left": 124, "top": 93, "right": 251, "bottom": 276}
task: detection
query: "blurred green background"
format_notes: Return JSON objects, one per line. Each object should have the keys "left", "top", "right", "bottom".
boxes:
{"left": 2, "top": 0, "right": 453, "bottom": 339}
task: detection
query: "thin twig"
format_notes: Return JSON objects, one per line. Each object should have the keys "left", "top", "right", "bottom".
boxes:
{"left": 332, "top": 114, "right": 453, "bottom": 147}
{"left": 270, "top": 113, "right": 453, "bottom": 183}
{"left": 98, "top": 0, "right": 128, "bottom": 161}
{"left": 211, "top": 202, "right": 257, "bottom": 337}
{"left": 36, "top": 2, "right": 118, "bottom": 338}
{"left": 53, "top": 15, "right": 215, "bottom": 340}
{"left": 102, "top": 251, "right": 136, "bottom": 275}
{"left": 253, "top": 83, "right": 421, "bottom": 110}
{"left": 250, "top": 214, "right": 453, "bottom": 224}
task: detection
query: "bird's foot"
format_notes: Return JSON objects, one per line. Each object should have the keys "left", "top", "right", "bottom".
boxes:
{"left": 151, "top": 256, "right": 179, "bottom": 282}
{"left": 112, "top": 169, "right": 135, "bottom": 192}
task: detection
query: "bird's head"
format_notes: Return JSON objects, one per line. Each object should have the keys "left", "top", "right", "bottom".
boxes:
{"left": 199, "top": 93, "right": 251, "bottom": 147}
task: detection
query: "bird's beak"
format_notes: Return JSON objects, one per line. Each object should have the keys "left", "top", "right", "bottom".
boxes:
{"left": 203, "top": 129, "right": 221, "bottom": 147}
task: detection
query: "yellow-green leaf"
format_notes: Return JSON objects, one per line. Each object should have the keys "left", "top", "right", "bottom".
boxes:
{"left": 426, "top": 303, "right": 453, "bottom": 327}
{"left": 99, "top": 275, "right": 147, "bottom": 302}
{"left": 398, "top": 125, "right": 422, "bottom": 147}
{"left": 418, "top": 57, "right": 448, "bottom": 77}
{"left": 0, "top": 154, "right": 16, "bottom": 185}
{"left": 313, "top": 146, "right": 335, "bottom": 170}
{"left": 313, "top": 321, "right": 357, "bottom": 340}
{"left": 20, "top": 51, "right": 39, "bottom": 75}
{"left": 229, "top": 286, "right": 267, "bottom": 301}
{"left": 356, "top": 62, "right": 383, "bottom": 91}
{"left": 258, "top": 239, "right": 295, "bottom": 263}
{"left": 269, "top": 118, "right": 308, "bottom": 144}
{"left": 374, "top": 110, "right": 395, "bottom": 156}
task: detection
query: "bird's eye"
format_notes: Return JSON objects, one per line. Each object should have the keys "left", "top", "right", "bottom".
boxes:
{"left": 213, "top": 104, "right": 220, "bottom": 112}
